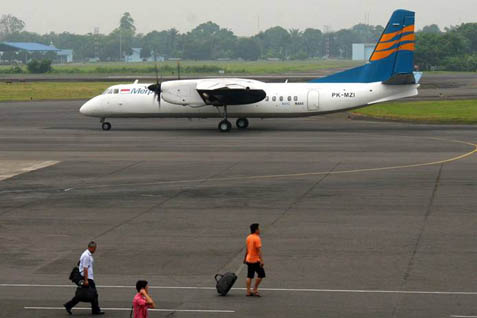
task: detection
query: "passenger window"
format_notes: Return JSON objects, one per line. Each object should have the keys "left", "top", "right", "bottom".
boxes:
{"left": 113, "top": 89, "right": 119, "bottom": 94}
{"left": 265, "top": 96, "right": 269, "bottom": 101}
{"left": 294, "top": 96, "right": 298, "bottom": 101}
{"left": 279, "top": 96, "right": 283, "bottom": 102}
{"left": 287, "top": 96, "right": 291, "bottom": 101}
{"left": 272, "top": 96, "right": 276, "bottom": 102}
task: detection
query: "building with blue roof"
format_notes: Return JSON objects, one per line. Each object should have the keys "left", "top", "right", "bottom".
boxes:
{"left": 0, "top": 42, "right": 73, "bottom": 63}
{"left": 0, "top": 42, "right": 60, "bottom": 52}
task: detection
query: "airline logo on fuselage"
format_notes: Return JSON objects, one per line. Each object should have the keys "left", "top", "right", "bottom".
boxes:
{"left": 119, "top": 87, "right": 155, "bottom": 95}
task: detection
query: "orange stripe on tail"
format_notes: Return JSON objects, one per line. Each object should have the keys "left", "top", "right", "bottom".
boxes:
{"left": 379, "top": 25, "right": 415, "bottom": 42}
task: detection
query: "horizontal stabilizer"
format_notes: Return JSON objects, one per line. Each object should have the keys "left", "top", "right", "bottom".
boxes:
{"left": 383, "top": 72, "right": 423, "bottom": 85}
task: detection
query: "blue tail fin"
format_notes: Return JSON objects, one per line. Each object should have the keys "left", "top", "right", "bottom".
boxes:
{"left": 310, "top": 9, "right": 416, "bottom": 84}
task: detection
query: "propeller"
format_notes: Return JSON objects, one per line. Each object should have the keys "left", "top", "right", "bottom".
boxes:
{"left": 148, "top": 53, "right": 162, "bottom": 103}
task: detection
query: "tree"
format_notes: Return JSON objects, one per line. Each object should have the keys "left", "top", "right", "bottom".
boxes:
{"left": 235, "top": 38, "right": 260, "bottom": 60}
{"left": 255, "top": 26, "right": 290, "bottom": 59}
{"left": 415, "top": 32, "right": 469, "bottom": 70}
{"left": 120, "top": 12, "right": 136, "bottom": 34}
{"left": 181, "top": 22, "right": 236, "bottom": 59}
{"left": 115, "top": 12, "right": 137, "bottom": 59}
{"left": 333, "top": 29, "right": 355, "bottom": 58}
{"left": 303, "top": 28, "right": 323, "bottom": 58}
{"left": 421, "top": 24, "right": 441, "bottom": 34}
{"left": 454, "top": 23, "right": 477, "bottom": 53}
{"left": 0, "top": 14, "right": 25, "bottom": 39}
{"left": 288, "top": 29, "right": 307, "bottom": 60}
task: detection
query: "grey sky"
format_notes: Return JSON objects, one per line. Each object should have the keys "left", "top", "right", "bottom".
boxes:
{"left": 2, "top": 0, "right": 475, "bottom": 35}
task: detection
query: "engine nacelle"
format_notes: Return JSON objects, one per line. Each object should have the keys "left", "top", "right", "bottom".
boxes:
{"left": 161, "top": 80, "right": 206, "bottom": 107}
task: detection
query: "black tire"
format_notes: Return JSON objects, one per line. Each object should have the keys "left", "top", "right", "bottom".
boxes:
{"left": 102, "top": 122, "right": 111, "bottom": 131}
{"left": 236, "top": 118, "right": 249, "bottom": 129}
{"left": 218, "top": 120, "right": 232, "bottom": 132}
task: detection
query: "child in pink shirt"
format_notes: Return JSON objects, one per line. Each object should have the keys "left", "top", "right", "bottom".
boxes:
{"left": 133, "top": 280, "right": 155, "bottom": 318}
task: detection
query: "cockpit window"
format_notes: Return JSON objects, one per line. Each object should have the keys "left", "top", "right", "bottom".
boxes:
{"left": 113, "top": 89, "right": 119, "bottom": 94}
{"left": 103, "top": 89, "right": 112, "bottom": 95}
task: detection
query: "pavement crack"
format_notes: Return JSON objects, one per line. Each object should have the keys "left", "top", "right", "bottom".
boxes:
{"left": 92, "top": 160, "right": 242, "bottom": 240}
{"left": 217, "top": 162, "right": 341, "bottom": 274}
{"left": 269, "top": 162, "right": 341, "bottom": 228}
{"left": 97, "top": 161, "right": 143, "bottom": 179}
{"left": 391, "top": 163, "right": 443, "bottom": 318}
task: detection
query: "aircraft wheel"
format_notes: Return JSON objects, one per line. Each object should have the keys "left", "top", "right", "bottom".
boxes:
{"left": 236, "top": 118, "right": 249, "bottom": 129}
{"left": 102, "top": 122, "right": 112, "bottom": 131}
{"left": 218, "top": 120, "right": 232, "bottom": 132}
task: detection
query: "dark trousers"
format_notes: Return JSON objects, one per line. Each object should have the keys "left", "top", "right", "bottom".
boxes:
{"left": 65, "top": 279, "right": 101, "bottom": 313}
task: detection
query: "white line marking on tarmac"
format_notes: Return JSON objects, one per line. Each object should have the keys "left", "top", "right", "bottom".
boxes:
{"left": 450, "top": 316, "right": 477, "bottom": 318}
{"left": 3, "top": 284, "right": 476, "bottom": 295}
{"left": 0, "top": 160, "right": 59, "bottom": 181}
{"left": 24, "top": 307, "right": 234, "bottom": 313}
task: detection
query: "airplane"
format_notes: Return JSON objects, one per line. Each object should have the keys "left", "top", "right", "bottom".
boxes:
{"left": 80, "top": 9, "right": 421, "bottom": 132}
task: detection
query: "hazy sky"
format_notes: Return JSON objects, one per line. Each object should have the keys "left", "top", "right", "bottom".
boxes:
{"left": 2, "top": 0, "right": 475, "bottom": 35}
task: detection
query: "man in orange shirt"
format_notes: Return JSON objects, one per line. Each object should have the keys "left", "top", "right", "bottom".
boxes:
{"left": 243, "top": 223, "right": 265, "bottom": 297}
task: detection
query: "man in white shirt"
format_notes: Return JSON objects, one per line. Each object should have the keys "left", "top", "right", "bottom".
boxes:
{"left": 64, "top": 241, "right": 104, "bottom": 315}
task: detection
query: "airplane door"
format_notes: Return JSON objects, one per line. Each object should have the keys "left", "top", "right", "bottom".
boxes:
{"left": 307, "top": 90, "right": 319, "bottom": 111}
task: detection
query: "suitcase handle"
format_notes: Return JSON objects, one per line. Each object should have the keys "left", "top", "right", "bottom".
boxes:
{"left": 214, "top": 274, "right": 223, "bottom": 283}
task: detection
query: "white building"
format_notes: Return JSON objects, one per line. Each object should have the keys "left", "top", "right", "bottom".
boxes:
{"left": 124, "top": 48, "right": 162, "bottom": 63}
{"left": 57, "top": 49, "right": 73, "bottom": 63}
{"left": 352, "top": 43, "right": 375, "bottom": 61}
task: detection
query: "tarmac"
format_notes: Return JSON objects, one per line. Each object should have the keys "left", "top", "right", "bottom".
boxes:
{"left": 0, "top": 100, "right": 476, "bottom": 317}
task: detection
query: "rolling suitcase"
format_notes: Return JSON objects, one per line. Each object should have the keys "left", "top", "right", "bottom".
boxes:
{"left": 214, "top": 272, "right": 237, "bottom": 296}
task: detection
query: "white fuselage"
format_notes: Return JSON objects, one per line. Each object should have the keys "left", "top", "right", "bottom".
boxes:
{"left": 80, "top": 80, "right": 418, "bottom": 119}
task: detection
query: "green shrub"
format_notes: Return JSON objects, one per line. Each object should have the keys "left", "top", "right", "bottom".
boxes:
{"left": 27, "top": 59, "right": 53, "bottom": 73}
{"left": 0, "top": 64, "right": 24, "bottom": 74}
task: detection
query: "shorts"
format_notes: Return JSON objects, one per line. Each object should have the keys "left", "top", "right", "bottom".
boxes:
{"left": 246, "top": 262, "right": 266, "bottom": 279}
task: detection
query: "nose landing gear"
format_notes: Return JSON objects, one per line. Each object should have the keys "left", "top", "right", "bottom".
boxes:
{"left": 100, "top": 118, "right": 111, "bottom": 131}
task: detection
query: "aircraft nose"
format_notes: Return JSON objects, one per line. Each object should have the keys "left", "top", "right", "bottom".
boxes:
{"left": 80, "top": 100, "right": 91, "bottom": 115}
{"left": 80, "top": 98, "right": 99, "bottom": 116}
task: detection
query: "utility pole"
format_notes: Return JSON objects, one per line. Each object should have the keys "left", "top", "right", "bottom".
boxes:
{"left": 119, "top": 30, "right": 122, "bottom": 62}
{"left": 94, "top": 27, "right": 99, "bottom": 59}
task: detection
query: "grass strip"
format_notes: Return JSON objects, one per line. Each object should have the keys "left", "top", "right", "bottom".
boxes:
{"left": 352, "top": 99, "right": 477, "bottom": 124}
{"left": 0, "top": 60, "right": 362, "bottom": 76}
{"left": 0, "top": 82, "right": 119, "bottom": 102}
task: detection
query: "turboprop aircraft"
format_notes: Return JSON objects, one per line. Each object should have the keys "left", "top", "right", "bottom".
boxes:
{"left": 80, "top": 9, "right": 421, "bottom": 132}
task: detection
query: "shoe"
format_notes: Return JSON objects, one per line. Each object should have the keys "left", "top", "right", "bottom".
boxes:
{"left": 92, "top": 311, "right": 105, "bottom": 315}
{"left": 63, "top": 304, "right": 72, "bottom": 315}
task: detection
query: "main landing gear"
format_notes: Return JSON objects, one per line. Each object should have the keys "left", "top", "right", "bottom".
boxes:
{"left": 236, "top": 118, "right": 249, "bottom": 129}
{"left": 100, "top": 118, "right": 111, "bottom": 131}
{"left": 217, "top": 106, "right": 249, "bottom": 132}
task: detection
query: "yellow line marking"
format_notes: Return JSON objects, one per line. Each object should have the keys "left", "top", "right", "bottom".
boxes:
{"left": 81, "top": 137, "right": 477, "bottom": 190}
